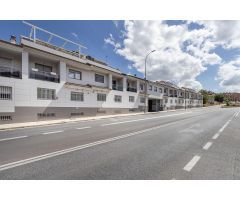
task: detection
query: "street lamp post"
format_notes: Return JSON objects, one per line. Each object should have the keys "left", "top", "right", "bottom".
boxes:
{"left": 184, "top": 89, "right": 187, "bottom": 110}
{"left": 144, "top": 50, "right": 156, "bottom": 113}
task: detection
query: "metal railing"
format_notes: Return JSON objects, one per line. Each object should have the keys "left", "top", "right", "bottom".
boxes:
{"left": 0, "top": 66, "right": 22, "bottom": 79}
{"left": 127, "top": 87, "right": 137, "bottom": 92}
{"left": 112, "top": 84, "right": 123, "bottom": 91}
{"left": 23, "top": 21, "right": 86, "bottom": 58}
{"left": 29, "top": 70, "right": 60, "bottom": 83}
{"left": 163, "top": 93, "right": 168, "bottom": 96}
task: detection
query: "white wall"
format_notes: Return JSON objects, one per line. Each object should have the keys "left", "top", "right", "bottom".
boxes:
{"left": 66, "top": 66, "right": 109, "bottom": 88}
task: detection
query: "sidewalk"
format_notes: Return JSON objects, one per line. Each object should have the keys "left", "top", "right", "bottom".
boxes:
{"left": 0, "top": 107, "right": 205, "bottom": 131}
{"left": 0, "top": 112, "right": 147, "bottom": 131}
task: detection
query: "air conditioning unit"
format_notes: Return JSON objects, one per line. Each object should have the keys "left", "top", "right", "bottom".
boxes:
{"left": 32, "top": 68, "right": 38, "bottom": 72}
{"left": 50, "top": 72, "right": 57, "bottom": 75}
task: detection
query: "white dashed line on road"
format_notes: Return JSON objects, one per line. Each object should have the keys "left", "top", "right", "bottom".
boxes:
{"left": 183, "top": 155, "right": 201, "bottom": 172}
{"left": 42, "top": 130, "right": 64, "bottom": 135}
{"left": 0, "top": 135, "right": 28, "bottom": 142}
{"left": 203, "top": 142, "right": 212, "bottom": 150}
{"left": 235, "top": 111, "right": 240, "bottom": 117}
{"left": 0, "top": 121, "right": 180, "bottom": 172}
{"left": 218, "top": 121, "right": 231, "bottom": 133}
{"left": 76, "top": 127, "right": 91, "bottom": 130}
{"left": 212, "top": 112, "right": 237, "bottom": 140}
{"left": 212, "top": 133, "right": 220, "bottom": 140}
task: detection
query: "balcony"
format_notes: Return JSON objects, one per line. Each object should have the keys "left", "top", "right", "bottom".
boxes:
{"left": 112, "top": 84, "right": 123, "bottom": 91}
{"left": 163, "top": 93, "right": 168, "bottom": 96}
{"left": 29, "top": 69, "right": 60, "bottom": 83}
{"left": 127, "top": 86, "right": 137, "bottom": 93}
{"left": 0, "top": 66, "right": 21, "bottom": 79}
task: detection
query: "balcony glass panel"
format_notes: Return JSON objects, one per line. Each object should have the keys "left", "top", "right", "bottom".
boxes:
{"left": 30, "top": 70, "right": 60, "bottom": 83}
{"left": 0, "top": 66, "right": 21, "bottom": 79}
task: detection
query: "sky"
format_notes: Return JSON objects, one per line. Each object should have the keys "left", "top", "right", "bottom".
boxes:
{"left": 1, "top": 20, "right": 240, "bottom": 92}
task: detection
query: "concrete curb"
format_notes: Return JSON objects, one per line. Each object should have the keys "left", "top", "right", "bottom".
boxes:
{"left": 0, "top": 112, "right": 148, "bottom": 131}
{"left": 0, "top": 107, "right": 205, "bottom": 131}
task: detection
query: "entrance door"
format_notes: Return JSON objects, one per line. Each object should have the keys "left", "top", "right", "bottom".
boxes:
{"left": 148, "top": 99, "right": 153, "bottom": 112}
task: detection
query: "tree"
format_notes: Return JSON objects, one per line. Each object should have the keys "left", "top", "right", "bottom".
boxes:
{"left": 214, "top": 93, "right": 224, "bottom": 103}
{"left": 203, "top": 94, "right": 208, "bottom": 104}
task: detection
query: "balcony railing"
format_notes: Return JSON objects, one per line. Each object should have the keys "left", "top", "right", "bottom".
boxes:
{"left": 112, "top": 84, "right": 123, "bottom": 91}
{"left": 0, "top": 66, "right": 22, "bottom": 79}
{"left": 163, "top": 93, "right": 168, "bottom": 96}
{"left": 127, "top": 87, "right": 137, "bottom": 92}
{"left": 29, "top": 70, "right": 60, "bottom": 83}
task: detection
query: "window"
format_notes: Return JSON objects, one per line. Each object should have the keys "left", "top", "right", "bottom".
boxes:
{"left": 71, "top": 112, "right": 84, "bottom": 116}
{"left": 0, "top": 115, "right": 12, "bottom": 121}
{"left": 154, "top": 86, "right": 157, "bottom": 92}
{"left": 97, "top": 93, "right": 106, "bottom": 101}
{"left": 0, "top": 86, "right": 12, "bottom": 100}
{"left": 71, "top": 92, "right": 84, "bottom": 101}
{"left": 114, "top": 95, "right": 122, "bottom": 103}
{"left": 129, "top": 96, "right": 134, "bottom": 102}
{"left": 149, "top": 85, "right": 152, "bottom": 91}
{"left": 95, "top": 74, "right": 104, "bottom": 83}
{"left": 0, "top": 57, "right": 13, "bottom": 67}
{"left": 170, "top": 99, "right": 173, "bottom": 104}
{"left": 140, "top": 83, "right": 144, "bottom": 91}
{"left": 35, "top": 63, "right": 52, "bottom": 72}
{"left": 159, "top": 88, "right": 162, "bottom": 93}
{"left": 37, "top": 88, "right": 56, "bottom": 100}
{"left": 37, "top": 113, "right": 55, "bottom": 118}
{"left": 68, "top": 69, "right": 81, "bottom": 80}
{"left": 165, "top": 98, "right": 168, "bottom": 103}
{"left": 140, "top": 97, "right": 145, "bottom": 103}
{"left": 175, "top": 99, "right": 177, "bottom": 103}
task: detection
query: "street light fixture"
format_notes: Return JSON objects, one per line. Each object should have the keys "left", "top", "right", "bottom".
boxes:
{"left": 144, "top": 50, "right": 156, "bottom": 113}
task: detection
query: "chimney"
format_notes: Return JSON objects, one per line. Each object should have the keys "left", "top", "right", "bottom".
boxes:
{"left": 10, "top": 35, "right": 16, "bottom": 44}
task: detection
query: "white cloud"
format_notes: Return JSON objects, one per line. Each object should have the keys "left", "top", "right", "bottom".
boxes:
{"left": 104, "top": 20, "right": 240, "bottom": 91}
{"left": 196, "top": 20, "right": 240, "bottom": 49}
{"left": 111, "top": 20, "right": 223, "bottom": 89}
{"left": 127, "top": 65, "right": 133, "bottom": 70}
{"left": 104, "top": 33, "right": 121, "bottom": 50}
{"left": 217, "top": 58, "right": 240, "bottom": 92}
{"left": 113, "top": 20, "right": 119, "bottom": 28}
{"left": 71, "top": 32, "right": 79, "bottom": 39}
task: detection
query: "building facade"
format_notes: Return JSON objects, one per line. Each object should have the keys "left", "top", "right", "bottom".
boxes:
{"left": 0, "top": 27, "right": 203, "bottom": 124}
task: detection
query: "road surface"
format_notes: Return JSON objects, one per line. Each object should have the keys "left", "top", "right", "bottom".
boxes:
{"left": 0, "top": 106, "right": 240, "bottom": 179}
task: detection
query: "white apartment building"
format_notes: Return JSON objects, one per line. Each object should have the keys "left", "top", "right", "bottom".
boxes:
{"left": 0, "top": 23, "right": 202, "bottom": 124}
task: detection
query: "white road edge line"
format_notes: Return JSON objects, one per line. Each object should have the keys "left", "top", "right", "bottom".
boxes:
{"left": 76, "top": 127, "right": 91, "bottom": 130}
{"left": 203, "top": 142, "right": 212, "bottom": 150}
{"left": 42, "top": 130, "right": 64, "bottom": 135}
{"left": 101, "top": 112, "right": 191, "bottom": 126}
{"left": 0, "top": 135, "right": 28, "bottom": 142}
{"left": 212, "top": 133, "right": 220, "bottom": 140}
{"left": 183, "top": 155, "right": 201, "bottom": 172}
{"left": 0, "top": 121, "right": 178, "bottom": 172}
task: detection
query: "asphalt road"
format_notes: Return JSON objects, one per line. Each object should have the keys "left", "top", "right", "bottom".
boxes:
{"left": 0, "top": 106, "right": 240, "bottom": 179}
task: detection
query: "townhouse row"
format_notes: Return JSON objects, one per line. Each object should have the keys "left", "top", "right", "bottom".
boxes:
{"left": 0, "top": 31, "right": 203, "bottom": 124}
